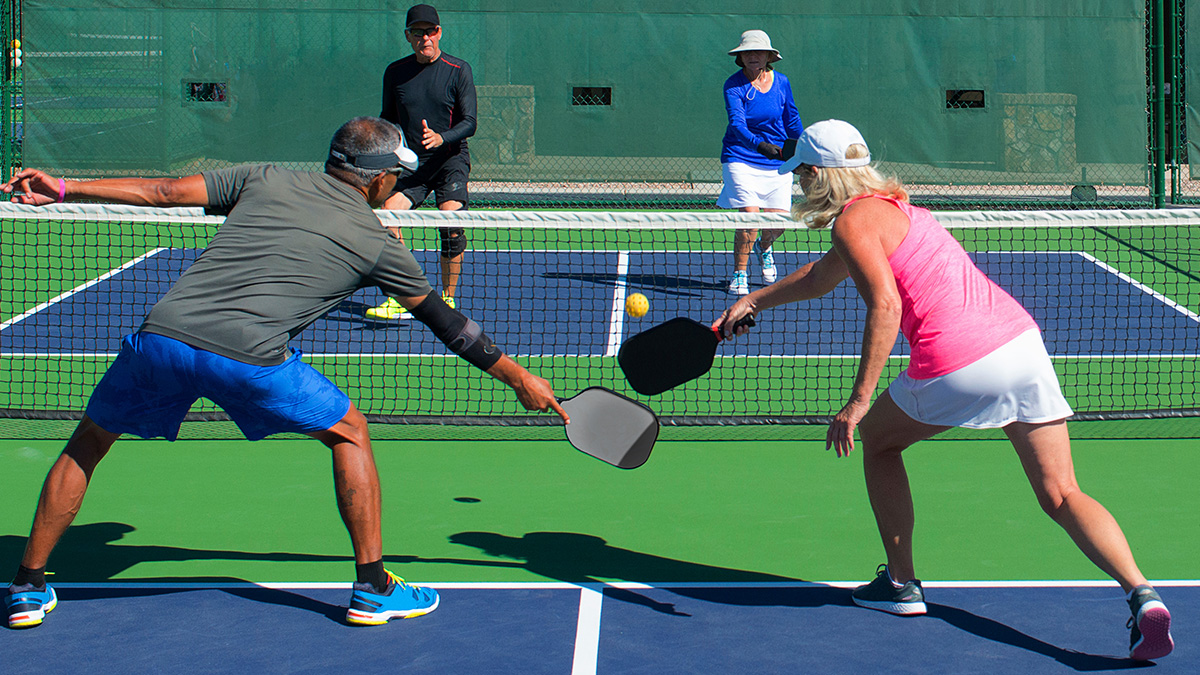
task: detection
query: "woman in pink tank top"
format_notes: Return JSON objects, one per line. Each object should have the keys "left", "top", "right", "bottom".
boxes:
{"left": 712, "top": 120, "right": 1172, "bottom": 660}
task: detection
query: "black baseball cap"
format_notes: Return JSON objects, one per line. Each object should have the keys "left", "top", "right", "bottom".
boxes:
{"left": 406, "top": 4, "right": 439, "bottom": 27}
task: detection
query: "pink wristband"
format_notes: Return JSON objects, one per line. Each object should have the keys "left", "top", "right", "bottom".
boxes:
{"left": 57, "top": 178, "right": 67, "bottom": 203}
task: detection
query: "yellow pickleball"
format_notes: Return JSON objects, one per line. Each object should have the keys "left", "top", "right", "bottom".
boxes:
{"left": 625, "top": 292, "right": 649, "bottom": 318}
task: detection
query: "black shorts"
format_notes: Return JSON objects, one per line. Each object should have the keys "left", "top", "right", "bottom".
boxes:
{"left": 395, "top": 152, "right": 470, "bottom": 208}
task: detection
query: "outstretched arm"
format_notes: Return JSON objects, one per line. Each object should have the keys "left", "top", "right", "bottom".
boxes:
{"left": 825, "top": 204, "right": 904, "bottom": 457}
{"left": 2, "top": 168, "right": 209, "bottom": 208}
{"left": 402, "top": 292, "right": 569, "bottom": 423}
{"left": 713, "top": 249, "right": 850, "bottom": 338}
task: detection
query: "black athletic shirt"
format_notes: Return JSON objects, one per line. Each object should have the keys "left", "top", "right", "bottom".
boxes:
{"left": 381, "top": 52, "right": 476, "bottom": 164}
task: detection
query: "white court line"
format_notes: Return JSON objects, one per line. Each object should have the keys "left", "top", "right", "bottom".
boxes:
{"left": 604, "top": 252, "right": 630, "bottom": 357}
{"left": 46, "top": 579, "right": 1200, "bottom": 590}
{"left": 571, "top": 585, "right": 605, "bottom": 675}
{"left": 1078, "top": 251, "right": 1200, "bottom": 323}
{"left": 0, "top": 248, "right": 167, "bottom": 331}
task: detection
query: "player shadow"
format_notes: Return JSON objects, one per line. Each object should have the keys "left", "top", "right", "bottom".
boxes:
{"left": 386, "top": 530, "right": 825, "bottom": 618}
{"left": 925, "top": 603, "right": 1153, "bottom": 671}
{"left": 0, "top": 522, "right": 352, "bottom": 625}
{"left": 543, "top": 272, "right": 725, "bottom": 296}
{"left": 391, "top": 530, "right": 1153, "bottom": 668}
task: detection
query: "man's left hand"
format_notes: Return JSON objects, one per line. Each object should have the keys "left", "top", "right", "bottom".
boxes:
{"left": 420, "top": 119, "right": 443, "bottom": 149}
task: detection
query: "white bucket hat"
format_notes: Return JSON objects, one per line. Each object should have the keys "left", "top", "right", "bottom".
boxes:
{"left": 728, "top": 30, "right": 781, "bottom": 64}
{"left": 779, "top": 119, "right": 871, "bottom": 173}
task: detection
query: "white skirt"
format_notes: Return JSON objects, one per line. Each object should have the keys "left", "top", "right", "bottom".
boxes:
{"left": 716, "top": 161, "right": 794, "bottom": 211}
{"left": 887, "top": 329, "right": 1074, "bottom": 429}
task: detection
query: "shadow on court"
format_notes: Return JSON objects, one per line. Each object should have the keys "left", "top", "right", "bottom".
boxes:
{"left": 924, "top": 603, "right": 1153, "bottom": 672}
{"left": 542, "top": 272, "right": 725, "bottom": 296}
{"left": 385, "top": 530, "right": 1152, "bottom": 670}
{"left": 0, "top": 521, "right": 352, "bottom": 583}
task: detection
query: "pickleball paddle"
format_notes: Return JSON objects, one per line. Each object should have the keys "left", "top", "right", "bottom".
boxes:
{"left": 617, "top": 316, "right": 755, "bottom": 396}
{"left": 559, "top": 387, "right": 659, "bottom": 469}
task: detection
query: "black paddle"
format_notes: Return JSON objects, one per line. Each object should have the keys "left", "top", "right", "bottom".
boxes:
{"left": 617, "top": 316, "right": 755, "bottom": 396}
{"left": 559, "top": 387, "right": 659, "bottom": 469}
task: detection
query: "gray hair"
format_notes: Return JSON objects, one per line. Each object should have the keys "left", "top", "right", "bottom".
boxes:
{"left": 325, "top": 116, "right": 403, "bottom": 187}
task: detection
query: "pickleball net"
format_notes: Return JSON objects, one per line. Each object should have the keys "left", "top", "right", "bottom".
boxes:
{"left": 1, "top": 203, "right": 1197, "bottom": 440}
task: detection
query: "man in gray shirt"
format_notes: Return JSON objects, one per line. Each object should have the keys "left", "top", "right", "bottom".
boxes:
{"left": 1, "top": 116, "right": 568, "bottom": 629}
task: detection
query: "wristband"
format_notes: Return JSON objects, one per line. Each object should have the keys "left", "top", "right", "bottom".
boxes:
{"left": 57, "top": 178, "right": 67, "bottom": 203}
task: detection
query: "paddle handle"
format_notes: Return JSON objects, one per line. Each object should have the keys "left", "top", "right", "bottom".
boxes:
{"left": 713, "top": 315, "right": 756, "bottom": 341}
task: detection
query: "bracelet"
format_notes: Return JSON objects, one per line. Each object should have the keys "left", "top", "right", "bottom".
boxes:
{"left": 57, "top": 178, "right": 67, "bottom": 203}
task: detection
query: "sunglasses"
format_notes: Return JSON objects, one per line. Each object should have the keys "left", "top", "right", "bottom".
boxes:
{"left": 406, "top": 27, "right": 439, "bottom": 38}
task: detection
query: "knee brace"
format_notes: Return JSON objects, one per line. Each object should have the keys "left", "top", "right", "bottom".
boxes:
{"left": 439, "top": 227, "right": 467, "bottom": 258}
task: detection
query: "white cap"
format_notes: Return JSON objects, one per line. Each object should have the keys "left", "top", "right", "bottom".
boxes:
{"left": 779, "top": 119, "right": 871, "bottom": 173}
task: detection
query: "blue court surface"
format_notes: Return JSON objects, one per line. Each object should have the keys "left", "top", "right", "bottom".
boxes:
{"left": 4, "top": 248, "right": 1199, "bottom": 359}
{"left": 2, "top": 582, "right": 1194, "bottom": 673}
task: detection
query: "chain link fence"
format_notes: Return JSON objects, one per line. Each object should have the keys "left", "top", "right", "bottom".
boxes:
{"left": 0, "top": 1, "right": 1192, "bottom": 210}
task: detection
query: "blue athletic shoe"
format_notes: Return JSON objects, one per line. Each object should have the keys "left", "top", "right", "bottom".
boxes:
{"left": 5, "top": 583, "right": 57, "bottom": 629}
{"left": 754, "top": 239, "right": 777, "bottom": 283}
{"left": 346, "top": 570, "right": 439, "bottom": 626}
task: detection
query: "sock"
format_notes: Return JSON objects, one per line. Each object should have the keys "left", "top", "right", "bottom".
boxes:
{"left": 355, "top": 560, "right": 388, "bottom": 594}
{"left": 13, "top": 565, "right": 46, "bottom": 588}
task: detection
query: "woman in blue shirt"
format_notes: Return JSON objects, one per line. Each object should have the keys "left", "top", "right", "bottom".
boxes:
{"left": 718, "top": 30, "right": 802, "bottom": 295}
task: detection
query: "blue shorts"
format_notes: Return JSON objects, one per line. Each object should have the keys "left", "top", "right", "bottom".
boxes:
{"left": 85, "top": 332, "right": 351, "bottom": 441}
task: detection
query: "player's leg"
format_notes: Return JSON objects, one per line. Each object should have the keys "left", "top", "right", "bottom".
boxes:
{"left": 850, "top": 391, "right": 949, "bottom": 616}
{"left": 755, "top": 217, "right": 785, "bottom": 284}
{"left": 5, "top": 416, "right": 120, "bottom": 628}
{"left": 731, "top": 218, "right": 757, "bottom": 295}
{"left": 210, "top": 350, "right": 438, "bottom": 625}
{"left": 307, "top": 408, "right": 439, "bottom": 625}
{"left": 750, "top": 168, "right": 791, "bottom": 284}
{"left": 1004, "top": 420, "right": 1172, "bottom": 659}
{"left": 18, "top": 417, "right": 121, "bottom": 571}
{"left": 1006, "top": 420, "right": 1146, "bottom": 589}
{"left": 433, "top": 156, "right": 469, "bottom": 305}
{"left": 8, "top": 332, "right": 195, "bottom": 628}
{"left": 308, "top": 404, "right": 382, "bottom": 565}
{"left": 857, "top": 392, "right": 949, "bottom": 582}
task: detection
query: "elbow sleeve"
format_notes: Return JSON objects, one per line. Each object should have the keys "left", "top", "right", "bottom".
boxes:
{"left": 408, "top": 294, "right": 503, "bottom": 371}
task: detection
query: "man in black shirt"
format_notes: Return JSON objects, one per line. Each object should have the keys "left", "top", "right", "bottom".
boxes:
{"left": 367, "top": 3, "right": 477, "bottom": 320}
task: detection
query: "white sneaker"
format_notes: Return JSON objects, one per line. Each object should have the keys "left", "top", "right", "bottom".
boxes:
{"left": 727, "top": 271, "right": 749, "bottom": 296}
{"left": 755, "top": 239, "right": 777, "bottom": 283}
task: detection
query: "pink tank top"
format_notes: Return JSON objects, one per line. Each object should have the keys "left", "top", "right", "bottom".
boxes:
{"left": 846, "top": 195, "right": 1038, "bottom": 379}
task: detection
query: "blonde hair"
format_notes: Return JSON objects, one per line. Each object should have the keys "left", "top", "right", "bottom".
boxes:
{"left": 791, "top": 144, "right": 908, "bottom": 229}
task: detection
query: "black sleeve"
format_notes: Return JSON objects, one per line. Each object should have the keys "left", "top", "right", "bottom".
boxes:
{"left": 440, "top": 61, "right": 477, "bottom": 145}
{"left": 380, "top": 61, "right": 400, "bottom": 123}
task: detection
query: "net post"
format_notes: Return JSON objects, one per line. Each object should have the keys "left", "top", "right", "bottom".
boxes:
{"left": 1151, "top": 0, "right": 1167, "bottom": 208}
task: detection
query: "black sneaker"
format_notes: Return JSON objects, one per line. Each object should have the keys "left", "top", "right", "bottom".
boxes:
{"left": 851, "top": 564, "right": 926, "bottom": 616}
{"left": 1127, "top": 585, "right": 1173, "bottom": 660}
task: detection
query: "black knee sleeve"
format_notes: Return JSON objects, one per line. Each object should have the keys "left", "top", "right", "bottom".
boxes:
{"left": 439, "top": 227, "right": 467, "bottom": 258}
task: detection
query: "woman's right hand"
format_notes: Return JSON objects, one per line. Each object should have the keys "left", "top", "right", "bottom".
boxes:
{"left": 712, "top": 296, "right": 758, "bottom": 339}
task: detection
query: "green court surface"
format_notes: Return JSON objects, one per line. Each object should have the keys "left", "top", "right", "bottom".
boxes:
{"left": 2, "top": 434, "right": 1196, "bottom": 585}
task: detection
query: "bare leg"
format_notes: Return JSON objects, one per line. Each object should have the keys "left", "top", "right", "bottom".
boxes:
{"left": 438, "top": 200, "right": 465, "bottom": 300}
{"left": 757, "top": 222, "right": 786, "bottom": 251}
{"left": 1005, "top": 420, "right": 1148, "bottom": 592}
{"left": 308, "top": 404, "right": 382, "bottom": 565}
{"left": 20, "top": 416, "right": 121, "bottom": 570}
{"left": 856, "top": 392, "right": 950, "bottom": 583}
{"left": 733, "top": 206, "right": 760, "bottom": 273}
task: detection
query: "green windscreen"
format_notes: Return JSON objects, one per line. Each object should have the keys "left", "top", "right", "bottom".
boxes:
{"left": 20, "top": 1, "right": 1149, "bottom": 205}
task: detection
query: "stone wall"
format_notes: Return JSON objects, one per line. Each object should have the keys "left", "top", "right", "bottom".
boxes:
{"left": 999, "top": 92, "right": 1078, "bottom": 175}
{"left": 474, "top": 85, "right": 534, "bottom": 166}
